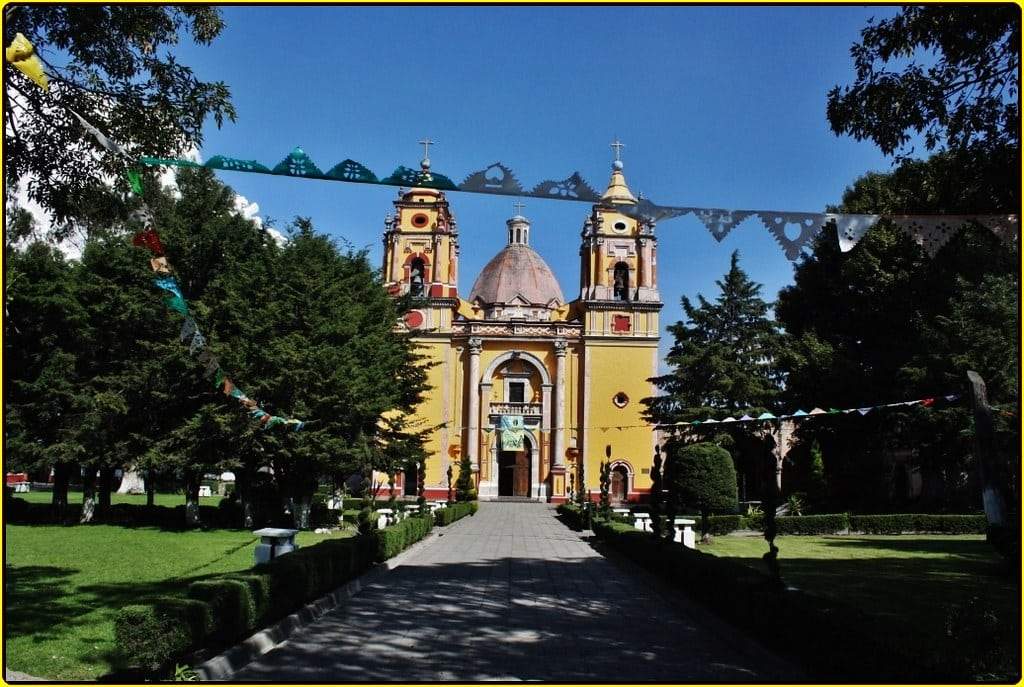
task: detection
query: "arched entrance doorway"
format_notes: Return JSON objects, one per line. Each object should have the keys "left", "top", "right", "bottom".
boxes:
{"left": 498, "top": 434, "right": 532, "bottom": 497}
{"left": 610, "top": 464, "right": 629, "bottom": 505}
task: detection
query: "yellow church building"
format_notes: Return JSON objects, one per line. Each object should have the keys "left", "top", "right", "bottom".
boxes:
{"left": 382, "top": 157, "right": 661, "bottom": 504}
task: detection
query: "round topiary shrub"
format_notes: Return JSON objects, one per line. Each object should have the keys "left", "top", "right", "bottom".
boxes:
{"left": 664, "top": 441, "right": 738, "bottom": 540}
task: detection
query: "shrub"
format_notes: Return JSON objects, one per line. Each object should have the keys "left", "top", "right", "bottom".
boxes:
{"left": 434, "top": 501, "right": 476, "bottom": 526}
{"left": 850, "top": 514, "right": 987, "bottom": 535}
{"left": 576, "top": 515, "right": 928, "bottom": 680}
{"left": 454, "top": 453, "right": 476, "bottom": 502}
{"left": 774, "top": 513, "right": 849, "bottom": 535}
{"left": 115, "top": 598, "right": 212, "bottom": 672}
{"left": 706, "top": 514, "right": 743, "bottom": 535}
{"left": 187, "top": 579, "right": 255, "bottom": 643}
{"left": 374, "top": 514, "right": 433, "bottom": 561}
{"left": 664, "top": 441, "right": 738, "bottom": 537}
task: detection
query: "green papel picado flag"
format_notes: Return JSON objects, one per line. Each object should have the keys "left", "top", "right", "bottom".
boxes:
{"left": 500, "top": 415, "right": 525, "bottom": 451}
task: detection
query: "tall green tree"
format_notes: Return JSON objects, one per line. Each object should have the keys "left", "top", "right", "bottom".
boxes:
{"left": 645, "top": 250, "right": 784, "bottom": 424}
{"left": 4, "top": 6, "right": 235, "bottom": 228}
{"left": 777, "top": 157, "right": 1018, "bottom": 512}
{"left": 4, "top": 242, "right": 88, "bottom": 517}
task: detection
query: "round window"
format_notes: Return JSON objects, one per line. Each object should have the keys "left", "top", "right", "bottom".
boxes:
{"left": 411, "top": 213, "right": 429, "bottom": 228}
{"left": 404, "top": 310, "right": 424, "bottom": 328}
{"left": 613, "top": 392, "right": 629, "bottom": 408}
{"left": 613, "top": 221, "right": 627, "bottom": 232}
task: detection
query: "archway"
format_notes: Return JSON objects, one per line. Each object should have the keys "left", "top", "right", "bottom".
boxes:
{"left": 611, "top": 464, "right": 629, "bottom": 505}
{"left": 498, "top": 434, "right": 532, "bottom": 497}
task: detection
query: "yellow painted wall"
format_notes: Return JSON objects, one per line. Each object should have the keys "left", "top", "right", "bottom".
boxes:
{"left": 580, "top": 342, "right": 658, "bottom": 495}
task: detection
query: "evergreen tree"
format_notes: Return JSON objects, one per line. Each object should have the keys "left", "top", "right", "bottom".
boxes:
{"left": 645, "top": 251, "right": 783, "bottom": 425}
{"left": 454, "top": 452, "right": 476, "bottom": 502}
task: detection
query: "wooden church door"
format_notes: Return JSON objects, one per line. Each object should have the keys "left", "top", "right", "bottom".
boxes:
{"left": 513, "top": 452, "right": 530, "bottom": 497}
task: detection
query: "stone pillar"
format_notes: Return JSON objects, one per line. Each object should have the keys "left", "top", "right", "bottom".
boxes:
{"left": 467, "top": 337, "right": 482, "bottom": 475}
{"left": 479, "top": 382, "right": 493, "bottom": 482}
{"left": 552, "top": 340, "right": 567, "bottom": 468}
{"left": 431, "top": 235, "right": 442, "bottom": 283}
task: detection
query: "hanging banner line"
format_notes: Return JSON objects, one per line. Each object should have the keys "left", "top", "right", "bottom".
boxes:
{"left": 438, "top": 393, "right": 961, "bottom": 433}
{"left": 129, "top": 209, "right": 308, "bottom": 431}
{"left": 5, "top": 32, "right": 1017, "bottom": 263}
{"left": 140, "top": 149, "right": 1019, "bottom": 261}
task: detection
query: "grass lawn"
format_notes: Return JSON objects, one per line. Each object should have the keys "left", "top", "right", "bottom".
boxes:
{"left": 4, "top": 523, "right": 353, "bottom": 680}
{"left": 698, "top": 534, "right": 1020, "bottom": 677}
{"left": 13, "top": 489, "right": 223, "bottom": 508}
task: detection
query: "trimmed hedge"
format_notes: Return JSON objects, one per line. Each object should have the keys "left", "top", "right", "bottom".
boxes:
{"left": 582, "top": 520, "right": 941, "bottom": 680}
{"left": 114, "top": 535, "right": 381, "bottom": 675}
{"left": 434, "top": 501, "right": 478, "bottom": 526}
{"left": 114, "top": 598, "right": 212, "bottom": 673}
{"left": 850, "top": 514, "right": 987, "bottom": 535}
{"left": 374, "top": 514, "right": 434, "bottom": 561}
{"left": 774, "top": 513, "right": 850, "bottom": 535}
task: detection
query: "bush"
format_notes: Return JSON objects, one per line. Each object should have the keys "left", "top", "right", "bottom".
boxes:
{"left": 113, "top": 535, "right": 379, "bottom": 676}
{"left": 774, "top": 513, "right": 850, "bottom": 535}
{"left": 664, "top": 441, "right": 738, "bottom": 534}
{"left": 705, "top": 514, "right": 743, "bottom": 534}
{"left": 374, "top": 514, "right": 433, "bottom": 561}
{"left": 577, "top": 516, "right": 930, "bottom": 680}
{"left": 115, "top": 598, "right": 212, "bottom": 672}
{"left": 187, "top": 579, "right": 256, "bottom": 644}
{"left": 434, "top": 501, "right": 476, "bottom": 526}
{"left": 850, "top": 514, "right": 987, "bottom": 535}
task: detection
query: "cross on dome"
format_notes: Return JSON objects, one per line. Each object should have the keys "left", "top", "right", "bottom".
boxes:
{"left": 512, "top": 200, "right": 526, "bottom": 217}
{"left": 610, "top": 138, "right": 625, "bottom": 162}
{"left": 418, "top": 137, "right": 434, "bottom": 169}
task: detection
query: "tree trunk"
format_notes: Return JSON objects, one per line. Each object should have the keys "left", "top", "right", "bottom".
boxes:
{"left": 118, "top": 465, "right": 146, "bottom": 494}
{"left": 700, "top": 510, "right": 711, "bottom": 543}
{"left": 146, "top": 469, "right": 156, "bottom": 507}
{"left": 98, "top": 466, "right": 114, "bottom": 514}
{"left": 292, "top": 494, "right": 312, "bottom": 530}
{"left": 237, "top": 466, "right": 255, "bottom": 529}
{"left": 80, "top": 468, "right": 97, "bottom": 524}
{"left": 51, "top": 462, "right": 72, "bottom": 520}
{"left": 967, "top": 370, "right": 1016, "bottom": 563}
{"left": 184, "top": 471, "right": 201, "bottom": 527}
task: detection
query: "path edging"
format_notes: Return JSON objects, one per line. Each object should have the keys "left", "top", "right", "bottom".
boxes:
{"left": 195, "top": 521, "right": 458, "bottom": 681}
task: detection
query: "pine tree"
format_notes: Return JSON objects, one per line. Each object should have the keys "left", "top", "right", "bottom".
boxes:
{"left": 644, "top": 250, "right": 783, "bottom": 425}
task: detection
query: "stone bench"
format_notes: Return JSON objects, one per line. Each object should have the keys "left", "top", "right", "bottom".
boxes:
{"left": 633, "top": 512, "right": 652, "bottom": 532}
{"left": 253, "top": 527, "right": 299, "bottom": 565}
{"left": 198, "top": 485, "right": 212, "bottom": 498}
{"left": 671, "top": 517, "right": 697, "bottom": 549}
{"left": 12, "top": 482, "right": 29, "bottom": 493}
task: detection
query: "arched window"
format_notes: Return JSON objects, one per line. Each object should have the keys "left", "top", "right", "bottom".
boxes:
{"left": 409, "top": 258, "right": 425, "bottom": 297}
{"left": 613, "top": 262, "right": 630, "bottom": 301}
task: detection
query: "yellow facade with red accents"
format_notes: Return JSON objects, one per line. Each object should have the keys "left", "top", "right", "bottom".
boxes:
{"left": 381, "top": 162, "right": 661, "bottom": 503}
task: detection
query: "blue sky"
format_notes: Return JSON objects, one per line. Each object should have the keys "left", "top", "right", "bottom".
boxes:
{"left": 174, "top": 5, "right": 901, "bottom": 360}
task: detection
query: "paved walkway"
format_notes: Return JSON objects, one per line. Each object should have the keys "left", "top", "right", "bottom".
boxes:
{"left": 233, "top": 503, "right": 794, "bottom": 682}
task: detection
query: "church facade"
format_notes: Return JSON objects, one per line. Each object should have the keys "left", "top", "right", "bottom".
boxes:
{"left": 381, "top": 159, "right": 661, "bottom": 503}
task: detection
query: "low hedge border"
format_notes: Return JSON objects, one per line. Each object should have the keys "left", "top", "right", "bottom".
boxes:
{"left": 849, "top": 514, "right": 987, "bottom": 535}
{"left": 435, "top": 501, "right": 478, "bottom": 526}
{"left": 582, "top": 520, "right": 956, "bottom": 680}
{"left": 114, "top": 515, "right": 439, "bottom": 678}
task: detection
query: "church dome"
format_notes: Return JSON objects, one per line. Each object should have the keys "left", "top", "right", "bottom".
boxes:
{"left": 469, "top": 243, "right": 564, "bottom": 307}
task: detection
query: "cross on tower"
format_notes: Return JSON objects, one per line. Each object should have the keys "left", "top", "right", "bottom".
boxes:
{"left": 610, "top": 138, "right": 625, "bottom": 162}
{"left": 418, "top": 137, "right": 435, "bottom": 160}
{"left": 512, "top": 200, "right": 526, "bottom": 216}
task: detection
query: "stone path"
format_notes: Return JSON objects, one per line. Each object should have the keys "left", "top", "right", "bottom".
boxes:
{"left": 232, "top": 503, "right": 794, "bottom": 682}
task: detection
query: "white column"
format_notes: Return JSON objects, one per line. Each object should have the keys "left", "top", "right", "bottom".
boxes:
{"left": 467, "top": 337, "right": 482, "bottom": 474}
{"left": 553, "top": 339, "right": 567, "bottom": 468}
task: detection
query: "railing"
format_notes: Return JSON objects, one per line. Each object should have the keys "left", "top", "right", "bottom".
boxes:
{"left": 490, "top": 402, "right": 542, "bottom": 416}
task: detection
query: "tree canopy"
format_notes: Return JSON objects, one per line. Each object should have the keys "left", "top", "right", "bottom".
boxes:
{"left": 663, "top": 441, "right": 738, "bottom": 536}
{"left": 644, "top": 250, "right": 783, "bottom": 424}
{"left": 827, "top": 5, "right": 1019, "bottom": 169}
{"left": 4, "top": 6, "right": 235, "bottom": 228}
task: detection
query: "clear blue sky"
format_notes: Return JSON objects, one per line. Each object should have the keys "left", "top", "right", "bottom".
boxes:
{"left": 175, "top": 5, "right": 900, "bottom": 362}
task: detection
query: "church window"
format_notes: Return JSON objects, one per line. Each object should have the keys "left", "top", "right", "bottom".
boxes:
{"left": 509, "top": 382, "right": 525, "bottom": 404}
{"left": 409, "top": 258, "right": 426, "bottom": 297}
{"left": 612, "top": 314, "right": 631, "bottom": 332}
{"left": 613, "top": 392, "right": 629, "bottom": 408}
{"left": 613, "top": 221, "right": 627, "bottom": 232}
{"left": 613, "top": 262, "right": 630, "bottom": 300}
{"left": 411, "top": 213, "right": 429, "bottom": 228}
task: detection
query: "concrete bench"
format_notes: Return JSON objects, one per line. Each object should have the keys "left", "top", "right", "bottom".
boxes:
{"left": 198, "top": 485, "right": 212, "bottom": 498}
{"left": 375, "top": 508, "right": 394, "bottom": 529}
{"left": 633, "top": 512, "right": 652, "bottom": 532}
{"left": 253, "top": 528, "right": 299, "bottom": 565}
{"left": 671, "top": 517, "right": 697, "bottom": 549}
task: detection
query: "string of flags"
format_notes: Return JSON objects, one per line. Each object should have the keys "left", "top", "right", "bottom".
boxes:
{"left": 3, "top": 34, "right": 309, "bottom": 433}
{"left": 130, "top": 208, "right": 308, "bottom": 431}
{"left": 139, "top": 147, "right": 1019, "bottom": 262}
{"left": 437, "top": 393, "right": 962, "bottom": 433}
{"left": 6, "top": 31, "right": 1017, "bottom": 262}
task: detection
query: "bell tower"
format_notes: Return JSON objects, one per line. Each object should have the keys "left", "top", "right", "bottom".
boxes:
{"left": 382, "top": 149, "right": 460, "bottom": 331}
{"left": 578, "top": 143, "right": 661, "bottom": 336}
